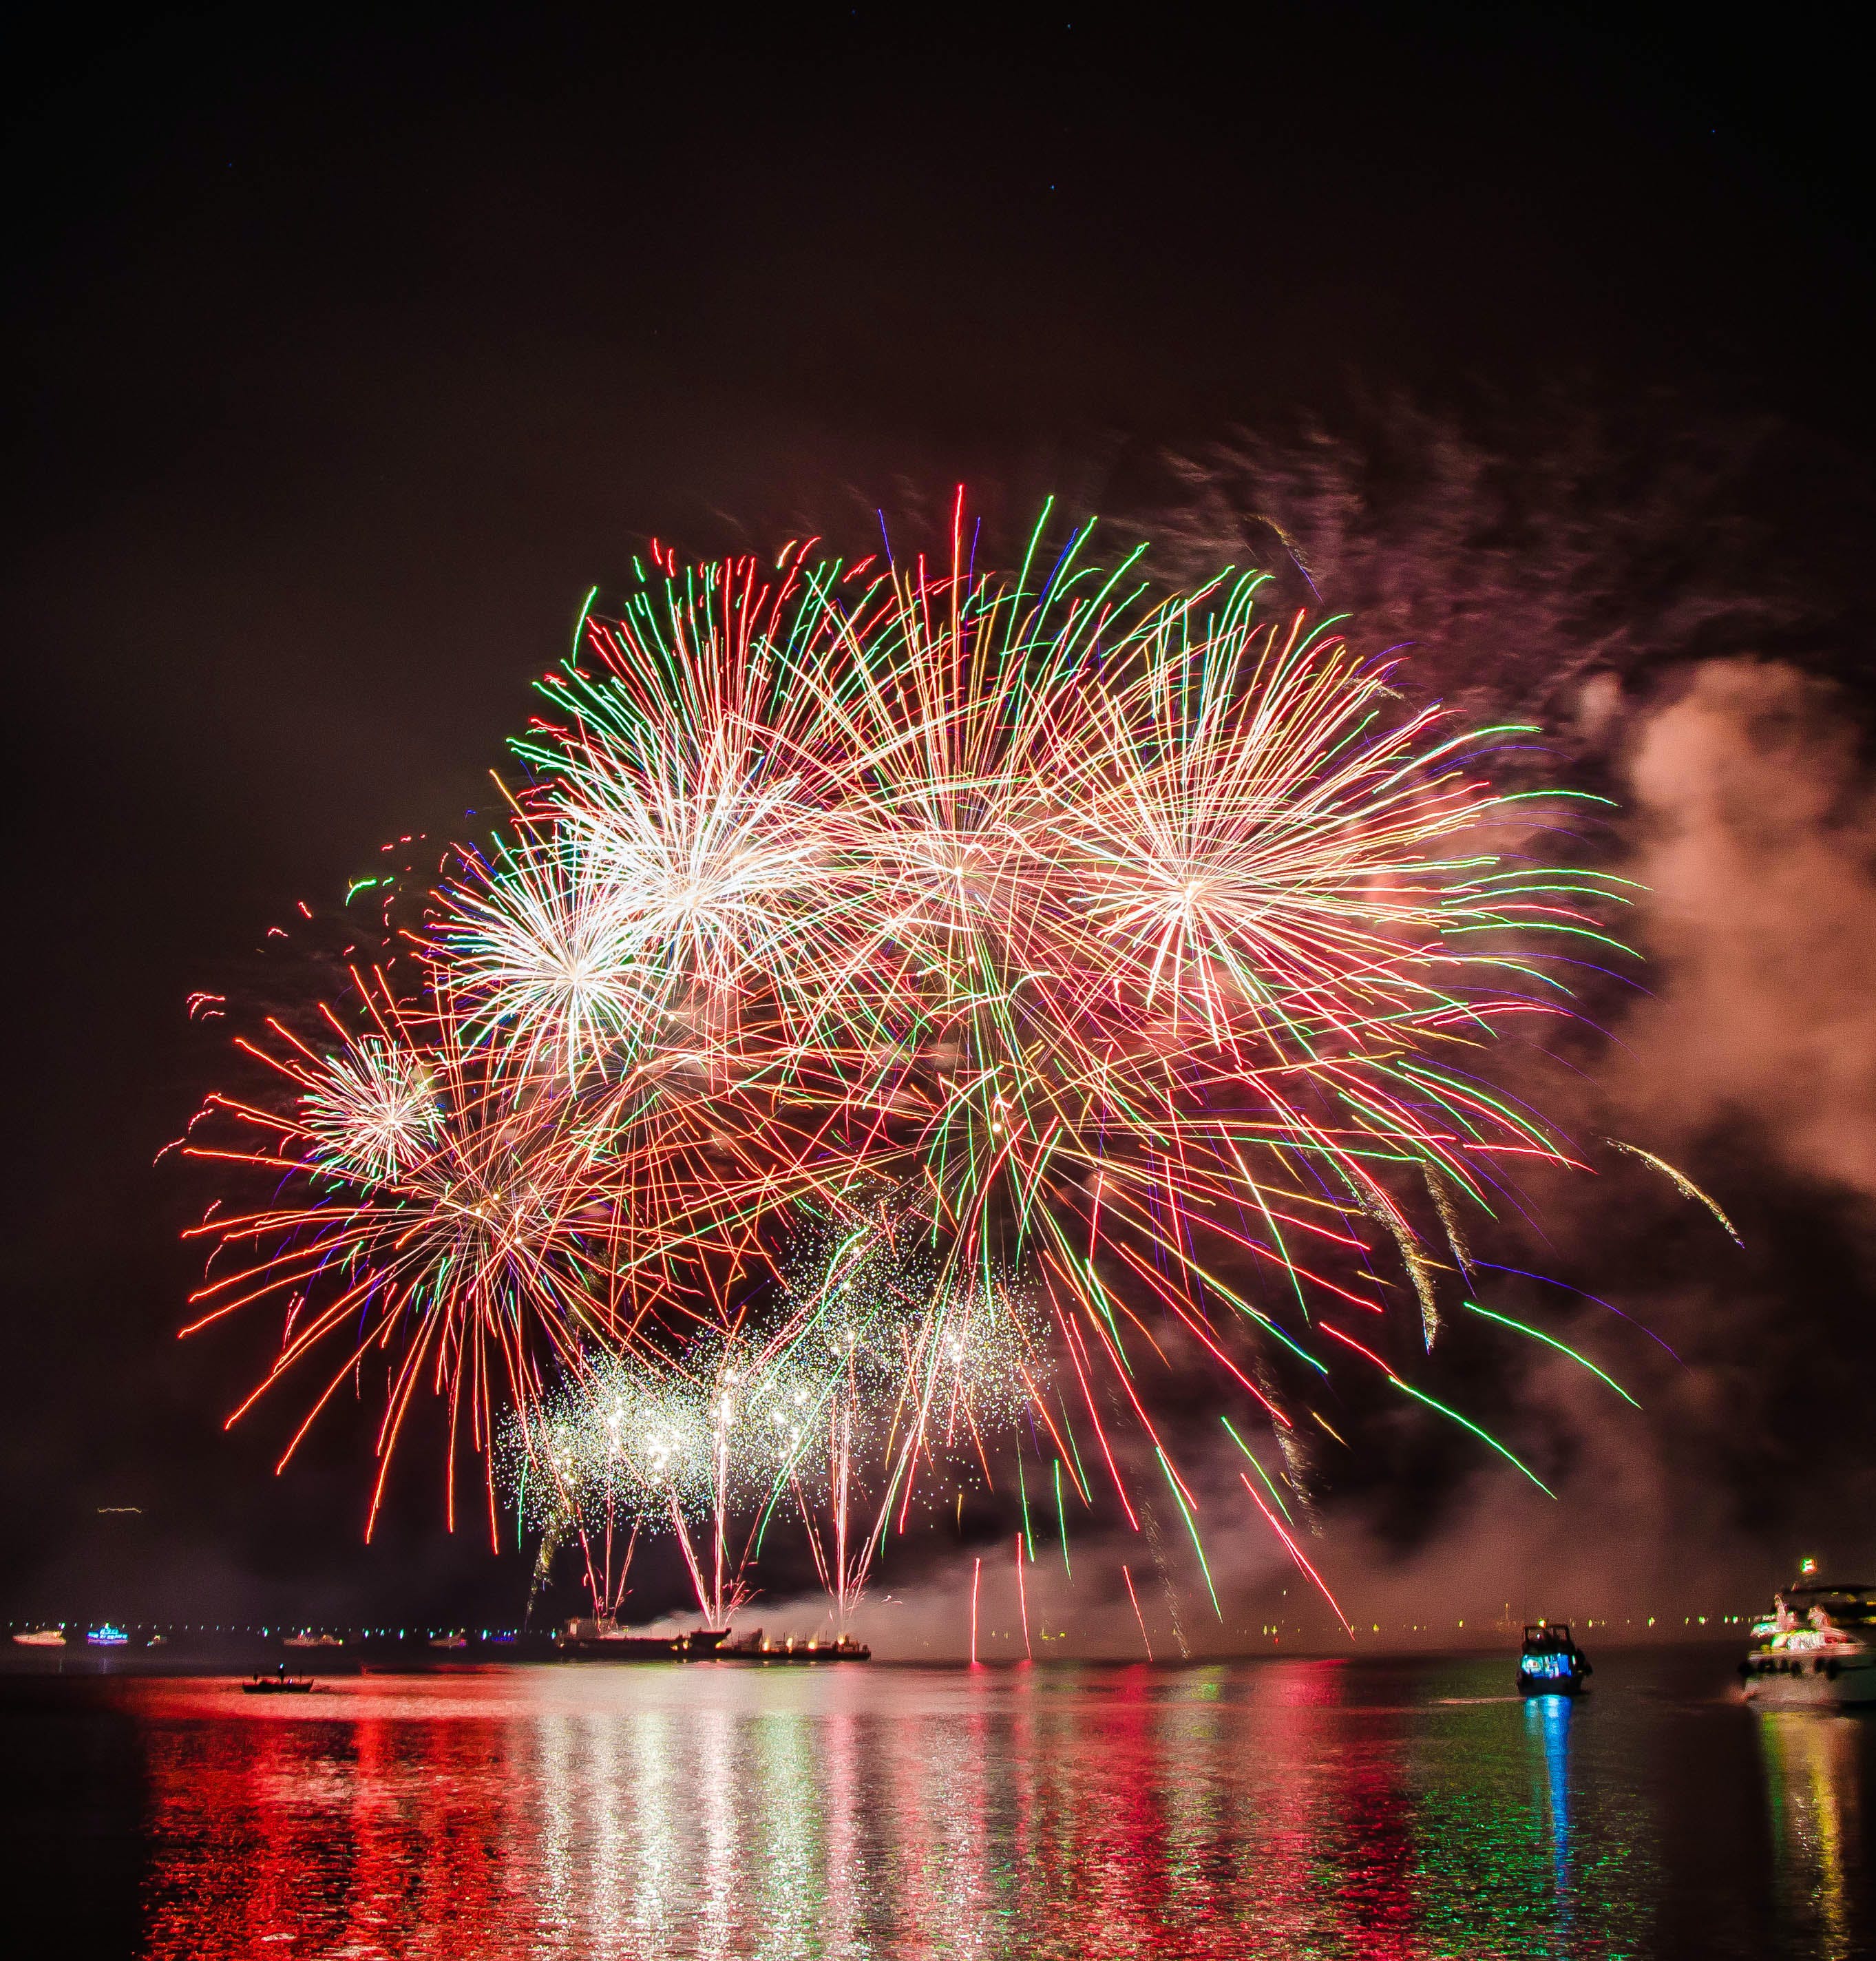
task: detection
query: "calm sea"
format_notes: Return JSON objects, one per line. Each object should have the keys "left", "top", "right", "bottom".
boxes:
{"left": 2, "top": 1648, "right": 1868, "bottom": 1959}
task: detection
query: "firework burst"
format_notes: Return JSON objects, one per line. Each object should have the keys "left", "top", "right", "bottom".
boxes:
{"left": 183, "top": 496, "right": 1644, "bottom": 1624}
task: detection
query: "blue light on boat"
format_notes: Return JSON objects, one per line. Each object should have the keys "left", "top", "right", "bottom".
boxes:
{"left": 1519, "top": 1651, "right": 1574, "bottom": 1679}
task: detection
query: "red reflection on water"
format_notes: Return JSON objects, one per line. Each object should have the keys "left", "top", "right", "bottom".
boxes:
{"left": 143, "top": 1688, "right": 531, "bottom": 1958}
{"left": 1086, "top": 1662, "right": 1181, "bottom": 1944}
{"left": 118, "top": 1660, "right": 1658, "bottom": 1958}
{"left": 1328, "top": 1696, "right": 1421, "bottom": 1959}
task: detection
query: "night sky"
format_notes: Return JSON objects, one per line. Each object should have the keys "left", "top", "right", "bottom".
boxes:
{"left": 6, "top": 5, "right": 1875, "bottom": 1631}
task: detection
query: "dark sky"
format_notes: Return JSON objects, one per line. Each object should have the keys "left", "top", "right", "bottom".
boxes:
{"left": 6, "top": 3, "right": 1875, "bottom": 1627}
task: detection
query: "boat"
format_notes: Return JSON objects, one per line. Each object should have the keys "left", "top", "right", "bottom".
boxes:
{"left": 1740, "top": 1576, "right": 1876, "bottom": 1707}
{"left": 11, "top": 1628, "right": 65, "bottom": 1647}
{"left": 284, "top": 1631, "right": 345, "bottom": 1649}
{"left": 244, "top": 1666, "right": 315, "bottom": 1695}
{"left": 428, "top": 1632, "right": 469, "bottom": 1650}
{"left": 557, "top": 1617, "right": 731, "bottom": 1660}
{"left": 1518, "top": 1621, "right": 1591, "bottom": 1695}
{"left": 720, "top": 1628, "right": 872, "bottom": 1662}
{"left": 85, "top": 1624, "right": 130, "bottom": 1648}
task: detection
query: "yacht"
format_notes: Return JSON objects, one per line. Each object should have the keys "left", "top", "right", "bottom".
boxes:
{"left": 1741, "top": 1578, "right": 1876, "bottom": 1707}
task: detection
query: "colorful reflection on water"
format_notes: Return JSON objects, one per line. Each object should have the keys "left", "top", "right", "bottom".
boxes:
{"left": 1758, "top": 1710, "right": 1866, "bottom": 1960}
{"left": 8, "top": 1651, "right": 1872, "bottom": 1958}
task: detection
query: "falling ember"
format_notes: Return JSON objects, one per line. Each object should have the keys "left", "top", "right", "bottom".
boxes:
{"left": 1015, "top": 1533, "right": 1032, "bottom": 1661}
{"left": 1122, "top": 1563, "right": 1154, "bottom": 1662}
{"left": 1603, "top": 1137, "right": 1745, "bottom": 1246}
{"left": 1053, "top": 1459, "right": 1072, "bottom": 1578}
{"left": 1241, "top": 1474, "right": 1354, "bottom": 1638}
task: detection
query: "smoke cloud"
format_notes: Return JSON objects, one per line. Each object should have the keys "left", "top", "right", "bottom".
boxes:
{"left": 1615, "top": 659, "right": 1876, "bottom": 1202}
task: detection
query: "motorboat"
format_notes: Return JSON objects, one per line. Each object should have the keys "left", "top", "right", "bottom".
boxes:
{"left": 1518, "top": 1621, "right": 1591, "bottom": 1695}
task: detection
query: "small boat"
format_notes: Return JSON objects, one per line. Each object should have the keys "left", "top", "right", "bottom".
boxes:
{"left": 428, "top": 1631, "right": 469, "bottom": 1650}
{"left": 1518, "top": 1621, "right": 1591, "bottom": 1695}
{"left": 284, "top": 1631, "right": 346, "bottom": 1649}
{"left": 1741, "top": 1575, "right": 1876, "bottom": 1707}
{"left": 244, "top": 1667, "right": 315, "bottom": 1695}
{"left": 85, "top": 1624, "right": 130, "bottom": 1648}
{"left": 12, "top": 1628, "right": 66, "bottom": 1647}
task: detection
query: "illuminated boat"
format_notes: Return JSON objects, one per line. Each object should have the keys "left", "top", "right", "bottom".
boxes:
{"left": 11, "top": 1627, "right": 66, "bottom": 1646}
{"left": 85, "top": 1624, "right": 130, "bottom": 1648}
{"left": 719, "top": 1628, "right": 872, "bottom": 1662}
{"left": 244, "top": 1668, "right": 315, "bottom": 1695}
{"left": 284, "top": 1631, "right": 345, "bottom": 1649}
{"left": 1740, "top": 1576, "right": 1876, "bottom": 1707}
{"left": 1517, "top": 1621, "right": 1591, "bottom": 1695}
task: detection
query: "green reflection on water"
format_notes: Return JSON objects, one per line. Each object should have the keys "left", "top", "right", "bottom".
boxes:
{"left": 1404, "top": 1678, "right": 1655, "bottom": 1958}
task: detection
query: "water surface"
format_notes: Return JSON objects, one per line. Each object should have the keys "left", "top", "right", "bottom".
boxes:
{"left": 5, "top": 1648, "right": 1869, "bottom": 1958}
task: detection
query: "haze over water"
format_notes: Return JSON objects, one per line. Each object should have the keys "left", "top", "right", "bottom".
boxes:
{"left": 5, "top": 1648, "right": 1868, "bottom": 1958}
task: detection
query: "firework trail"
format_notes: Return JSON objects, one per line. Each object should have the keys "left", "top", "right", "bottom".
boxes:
{"left": 1603, "top": 1137, "right": 1744, "bottom": 1246}
{"left": 741, "top": 1202, "right": 1045, "bottom": 1626}
{"left": 182, "top": 494, "right": 1638, "bottom": 1624}
{"left": 503, "top": 1215, "right": 1046, "bottom": 1628}
{"left": 507, "top": 1345, "right": 774, "bottom": 1624}
{"left": 1121, "top": 1563, "right": 1154, "bottom": 1661}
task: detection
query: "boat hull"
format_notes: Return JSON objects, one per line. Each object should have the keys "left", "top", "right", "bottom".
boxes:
{"left": 1518, "top": 1670, "right": 1588, "bottom": 1696}
{"left": 1742, "top": 1648, "right": 1876, "bottom": 1707}
{"left": 724, "top": 1644, "right": 871, "bottom": 1664}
